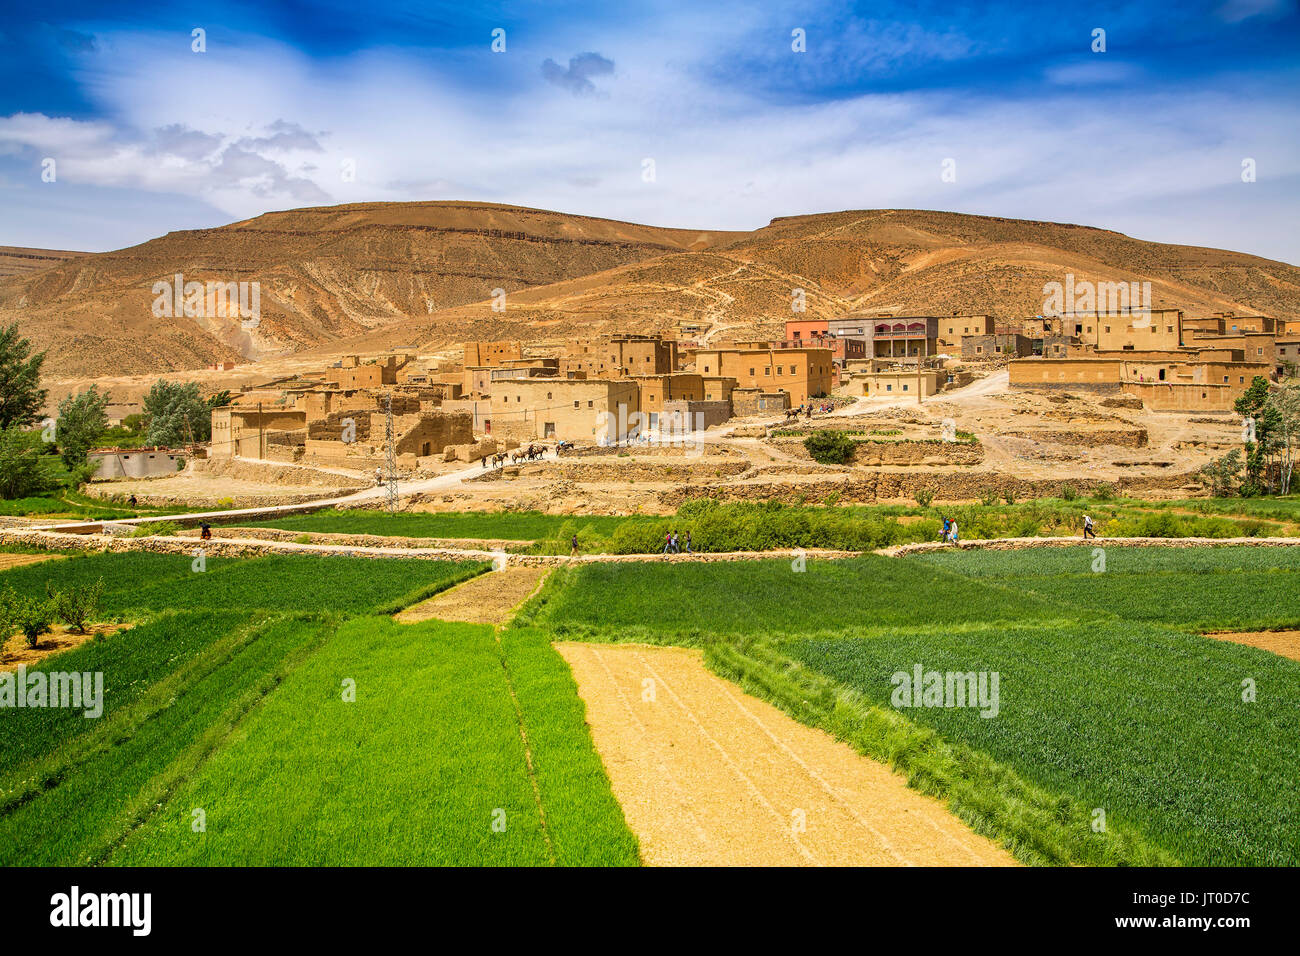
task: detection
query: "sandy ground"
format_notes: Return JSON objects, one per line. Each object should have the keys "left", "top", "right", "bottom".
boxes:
{"left": 557, "top": 642, "right": 1017, "bottom": 867}
{"left": 1205, "top": 629, "right": 1300, "bottom": 662}
{"left": 1, "top": 622, "right": 129, "bottom": 671}
{"left": 0, "top": 553, "right": 61, "bottom": 572}
{"left": 396, "top": 566, "right": 549, "bottom": 625}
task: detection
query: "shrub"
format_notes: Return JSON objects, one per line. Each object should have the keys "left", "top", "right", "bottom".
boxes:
{"left": 48, "top": 578, "right": 105, "bottom": 633}
{"left": 0, "top": 587, "right": 55, "bottom": 647}
{"left": 1060, "top": 484, "right": 1078, "bottom": 501}
{"left": 1003, "top": 490, "right": 1017, "bottom": 505}
{"left": 126, "top": 520, "right": 181, "bottom": 537}
{"left": 913, "top": 487, "right": 935, "bottom": 508}
{"left": 1093, "top": 483, "right": 1115, "bottom": 501}
{"left": 294, "top": 534, "right": 312, "bottom": 544}
{"left": 979, "top": 490, "right": 999, "bottom": 507}
{"left": 803, "top": 430, "right": 856, "bottom": 465}
{"left": 0, "top": 426, "right": 53, "bottom": 500}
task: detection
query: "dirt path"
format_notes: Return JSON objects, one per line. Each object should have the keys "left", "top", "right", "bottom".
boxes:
{"left": 396, "top": 565, "right": 549, "bottom": 625}
{"left": 1205, "top": 629, "right": 1300, "bottom": 662}
{"left": 0, "top": 553, "right": 61, "bottom": 572}
{"left": 557, "top": 642, "right": 1017, "bottom": 867}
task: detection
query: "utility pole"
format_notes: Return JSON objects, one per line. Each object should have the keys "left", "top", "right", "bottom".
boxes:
{"left": 384, "top": 394, "right": 398, "bottom": 513}
{"left": 258, "top": 401, "right": 264, "bottom": 459}
{"left": 917, "top": 330, "right": 925, "bottom": 405}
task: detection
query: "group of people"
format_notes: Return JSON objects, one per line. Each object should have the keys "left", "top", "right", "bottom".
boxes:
{"left": 662, "top": 530, "right": 692, "bottom": 554}
{"left": 939, "top": 516, "right": 960, "bottom": 544}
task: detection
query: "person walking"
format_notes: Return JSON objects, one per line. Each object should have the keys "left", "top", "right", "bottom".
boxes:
{"left": 949, "top": 519, "right": 959, "bottom": 545}
{"left": 663, "top": 530, "right": 673, "bottom": 554}
{"left": 940, "top": 516, "right": 951, "bottom": 543}
{"left": 1083, "top": 514, "right": 1096, "bottom": 539}
{"left": 199, "top": 521, "right": 212, "bottom": 541}
{"left": 684, "top": 531, "right": 693, "bottom": 554}
{"left": 570, "top": 534, "right": 579, "bottom": 555}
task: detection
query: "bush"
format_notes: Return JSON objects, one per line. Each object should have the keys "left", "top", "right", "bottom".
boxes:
{"left": 1003, "top": 491, "right": 1017, "bottom": 505}
{"left": 1060, "top": 484, "right": 1078, "bottom": 501}
{"left": 803, "top": 430, "right": 856, "bottom": 465}
{"left": 1093, "top": 483, "right": 1115, "bottom": 501}
{"left": 979, "top": 490, "right": 999, "bottom": 507}
{"left": 48, "top": 578, "right": 105, "bottom": 633}
{"left": 914, "top": 488, "right": 935, "bottom": 508}
{"left": 0, "top": 426, "right": 53, "bottom": 500}
{"left": 126, "top": 520, "right": 181, "bottom": 537}
{"left": 0, "top": 586, "right": 55, "bottom": 647}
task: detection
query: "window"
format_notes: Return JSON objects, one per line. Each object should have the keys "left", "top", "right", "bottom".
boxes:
{"left": 574, "top": 401, "right": 579, "bottom": 408}
{"left": 588, "top": 400, "right": 594, "bottom": 408}
{"left": 547, "top": 392, "right": 552, "bottom": 400}
{"left": 1105, "top": 326, "right": 1111, "bottom": 333}
{"left": 902, "top": 384, "right": 909, "bottom": 391}
{"left": 749, "top": 368, "right": 755, "bottom": 376}
{"left": 1158, "top": 369, "right": 1165, "bottom": 381}
{"left": 976, "top": 346, "right": 983, "bottom": 354}
{"left": 764, "top": 367, "right": 770, "bottom": 376}
{"left": 886, "top": 384, "right": 892, "bottom": 392}
{"left": 1223, "top": 376, "right": 1229, "bottom": 383}
{"left": 1240, "top": 377, "right": 1245, "bottom": 384}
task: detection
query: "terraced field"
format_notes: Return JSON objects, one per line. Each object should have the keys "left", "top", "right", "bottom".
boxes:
{"left": 519, "top": 545, "right": 1300, "bottom": 866}
{"left": 0, "top": 551, "right": 635, "bottom": 866}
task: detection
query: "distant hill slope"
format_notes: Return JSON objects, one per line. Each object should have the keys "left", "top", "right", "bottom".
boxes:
{"left": 0, "top": 246, "right": 88, "bottom": 278}
{"left": 3, "top": 203, "right": 1296, "bottom": 378}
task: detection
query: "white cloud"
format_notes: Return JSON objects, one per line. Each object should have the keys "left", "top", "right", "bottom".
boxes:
{"left": 0, "top": 21, "right": 1297, "bottom": 263}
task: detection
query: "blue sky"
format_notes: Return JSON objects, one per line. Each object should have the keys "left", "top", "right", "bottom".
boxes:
{"left": 1, "top": 0, "right": 1297, "bottom": 262}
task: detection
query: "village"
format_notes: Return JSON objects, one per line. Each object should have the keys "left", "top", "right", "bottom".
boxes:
{"left": 70, "top": 302, "right": 1298, "bottom": 513}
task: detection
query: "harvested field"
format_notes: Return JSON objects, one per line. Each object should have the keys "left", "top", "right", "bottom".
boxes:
{"left": 0, "top": 553, "right": 61, "bottom": 572}
{"left": 557, "top": 642, "right": 1017, "bottom": 867}
{"left": 1205, "top": 629, "right": 1300, "bottom": 662}
{"left": 0, "top": 622, "right": 129, "bottom": 671}
{"left": 397, "top": 566, "right": 549, "bottom": 625}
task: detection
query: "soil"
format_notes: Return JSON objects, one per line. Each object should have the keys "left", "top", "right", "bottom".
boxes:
{"left": 1204, "top": 629, "right": 1300, "bottom": 662}
{"left": 557, "top": 642, "right": 1018, "bottom": 867}
{"left": 0, "top": 553, "right": 61, "bottom": 572}
{"left": 396, "top": 566, "right": 549, "bottom": 625}
{"left": 1, "top": 621, "right": 130, "bottom": 671}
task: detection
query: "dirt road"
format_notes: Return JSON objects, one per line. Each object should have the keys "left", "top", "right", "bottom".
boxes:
{"left": 396, "top": 565, "right": 548, "bottom": 625}
{"left": 558, "top": 642, "right": 1017, "bottom": 867}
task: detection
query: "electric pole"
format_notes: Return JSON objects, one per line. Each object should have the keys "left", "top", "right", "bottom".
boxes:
{"left": 384, "top": 394, "right": 398, "bottom": 513}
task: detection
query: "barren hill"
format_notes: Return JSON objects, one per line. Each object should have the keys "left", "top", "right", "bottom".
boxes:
{"left": 4, "top": 203, "right": 1297, "bottom": 379}
{"left": 0, "top": 246, "right": 88, "bottom": 278}
{"left": 0, "top": 201, "right": 737, "bottom": 377}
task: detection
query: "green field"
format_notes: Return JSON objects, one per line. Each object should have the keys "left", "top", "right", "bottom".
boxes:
{"left": 519, "top": 545, "right": 1300, "bottom": 866}
{"left": 0, "top": 551, "right": 636, "bottom": 866}
{"left": 240, "top": 497, "right": 1297, "bottom": 555}
{"left": 6, "top": 538, "right": 1297, "bottom": 867}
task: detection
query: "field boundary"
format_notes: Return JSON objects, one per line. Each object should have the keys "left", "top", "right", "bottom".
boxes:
{"left": 5, "top": 528, "right": 1298, "bottom": 566}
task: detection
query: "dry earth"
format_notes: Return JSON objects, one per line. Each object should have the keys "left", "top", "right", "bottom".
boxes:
{"left": 0, "top": 553, "right": 61, "bottom": 572}
{"left": 1, "top": 622, "right": 130, "bottom": 672}
{"left": 1204, "top": 630, "right": 1300, "bottom": 662}
{"left": 557, "top": 642, "right": 1017, "bottom": 867}
{"left": 395, "top": 566, "right": 548, "bottom": 625}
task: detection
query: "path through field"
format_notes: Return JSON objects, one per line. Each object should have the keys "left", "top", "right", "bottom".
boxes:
{"left": 396, "top": 565, "right": 549, "bottom": 625}
{"left": 557, "top": 642, "right": 1017, "bottom": 867}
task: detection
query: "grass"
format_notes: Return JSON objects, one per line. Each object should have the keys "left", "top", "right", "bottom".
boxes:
{"left": 0, "top": 551, "right": 488, "bottom": 618}
{"left": 522, "top": 545, "right": 1300, "bottom": 866}
{"left": 916, "top": 545, "right": 1300, "bottom": 631}
{"left": 521, "top": 555, "right": 1074, "bottom": 642}
{"left": 243, "top": 508, "right": 628, "bottom": 540}
{"left": 0, "top": 550, "right": 635, "bottom": 866}
{"left": 109, "top": 619, "right": 637, "bottom": 866}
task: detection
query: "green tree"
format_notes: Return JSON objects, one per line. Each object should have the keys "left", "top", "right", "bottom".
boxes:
{"left": 803, "top": 429, "right": 856, "bottom": 465}
{"left": 1235, "top": 376, "right": 1281, "bottom": 494}
{"left": 1198, "top": 449, "right": 1242, "bottom": 497}
{"left": 1267, "top": 382, "right": 1300, "bottom": 494}
{"left": 0, "top": 426, "right": 52, "bottom": 499}
{"left": 206, "top": 389, "right": 234, "bottom": 409}
{"left": 143, "top": 380, "right": 211, "bottom": 446}
{"left": 56, "top": 385, "right": 110, "bottom": 468}
{"left": 0, "top": 322, "right": 48, "bottom": 429}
